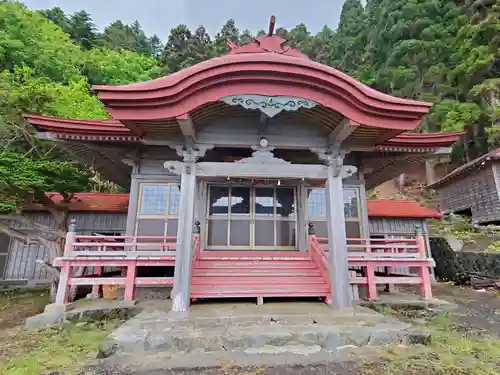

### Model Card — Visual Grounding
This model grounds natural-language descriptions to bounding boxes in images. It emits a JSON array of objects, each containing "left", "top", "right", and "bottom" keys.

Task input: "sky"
[{"left": 22, "top": 0, "right": 345, "bottom": 40}]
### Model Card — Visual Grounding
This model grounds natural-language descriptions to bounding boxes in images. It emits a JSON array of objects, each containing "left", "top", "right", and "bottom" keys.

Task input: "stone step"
[{"left": 98, "top": 308, "right": 427, "bottom": 359}]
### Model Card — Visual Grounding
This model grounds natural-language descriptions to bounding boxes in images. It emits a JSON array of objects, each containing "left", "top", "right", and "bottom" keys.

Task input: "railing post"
[
  {"left": 124, "top": 261, "right": 137, "bottom": 301},
  {"left": 63, "top": 219, "right": 77, "bottom": 255},
  {"left": 193, "top": 220, "right": 201, "bottom": 267},
  {"left": 307, "top": 223, "right": 315, "bottom": 258},
  {"left": 416, "top": 225, "right": 432, "bottom": 299},
  {"left": 51, "top": 219, "right": 77, "bottom": 306}
]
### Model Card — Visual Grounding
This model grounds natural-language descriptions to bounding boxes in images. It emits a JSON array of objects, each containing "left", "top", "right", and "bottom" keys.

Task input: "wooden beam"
[
  {"left": 329, "top": 119, "right": 358, "bottom": 145},
  {"left": 177, "top": 114, "right": 196, "bottom": 142},
  {"left": 166, "top": 161, "right": 357, "bottom": 180},
  {"left": 374, "top": 129, "right": 404, "bottom": 145}
]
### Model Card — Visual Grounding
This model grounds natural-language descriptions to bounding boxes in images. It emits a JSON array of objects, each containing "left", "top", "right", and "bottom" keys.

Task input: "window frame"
[
  {"left": 305, "top": 186, "right": 362, "bottom": 222},
  {"left": 137, "top": 183, "right": 181, "bottom": 219}
]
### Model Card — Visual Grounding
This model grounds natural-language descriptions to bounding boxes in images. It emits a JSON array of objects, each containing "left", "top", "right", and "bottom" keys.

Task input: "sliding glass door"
[{"left": 206, "top": 185, "right": 298, "bottom": 250}]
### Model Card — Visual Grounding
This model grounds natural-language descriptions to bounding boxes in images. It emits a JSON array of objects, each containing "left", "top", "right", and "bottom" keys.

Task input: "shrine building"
[{"left": 25, "top": 18, "right": 462, "bottom": 312}]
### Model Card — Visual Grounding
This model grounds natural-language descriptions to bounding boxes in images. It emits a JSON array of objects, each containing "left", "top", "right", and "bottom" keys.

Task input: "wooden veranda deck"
[{"left": 53, "top": 231, "right": 434, "bottom": 305}]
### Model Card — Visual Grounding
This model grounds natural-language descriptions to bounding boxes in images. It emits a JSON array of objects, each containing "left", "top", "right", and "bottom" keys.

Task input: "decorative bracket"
[
  {"left": 220, "top": 95, "right": 319, "bottom": 118},
  {"left": 310, "top": 147, "right": 356, "bottom": 178},
  {"left": 236, "top": 147, "right": 290, "bottom": 165},
  {"left": 164, "top": 145, "right": 213, "bottom": 175}
]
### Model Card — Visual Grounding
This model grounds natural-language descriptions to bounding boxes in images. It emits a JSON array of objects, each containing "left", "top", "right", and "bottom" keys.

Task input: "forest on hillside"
[
  {"left": 0, "top": 0, "right": 499, "bottom": 207},
  {"left": 0, "top": 0, "right": 497, "bottom": 286}
]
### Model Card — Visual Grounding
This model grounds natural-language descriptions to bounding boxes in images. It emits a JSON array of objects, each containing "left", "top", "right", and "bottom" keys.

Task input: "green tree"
[
  {"left": 149, "top": 34, "right": 163, "bottom": 60},
  {"left": 67, "top": 10, "right": 99, "bottom": 50},
  {"left": 0, "top": 151, "right": 92, "bottom": 299},
  {"left": 329, "top": 0, "right": 366, "bottom": 72},
  {"left": 161, "top": 25, "right": 194, "bottom": 73},
  {"left": 84, "top": 48, "right": 162, "bottom": 85},
  {"left": 38, "top": 6, "right": 70, "bottom": 32},
  {"left": 214, "top": 19, "right": 239, "bottom": 55},
  {"left": 0, "top": 1, "right": 82, "bottom": 82}
]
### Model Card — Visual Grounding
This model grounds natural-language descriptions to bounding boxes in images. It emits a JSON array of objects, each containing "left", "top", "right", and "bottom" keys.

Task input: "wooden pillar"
[
  {"left": 325, "top": 162, "right": 351, "bottom": 309},
  {"left": 171, "top": 153, "right": 197, "bottom": 313},
  {"left": 416, "top": 226, "right": 432, "bottom": 299},
  {"left": 55, "top": 219, "right": 77, "bottom": 305}
]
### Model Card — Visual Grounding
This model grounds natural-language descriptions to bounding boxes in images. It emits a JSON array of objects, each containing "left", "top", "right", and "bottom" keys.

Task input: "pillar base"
[
  {"left": 44, "top": 303, "right": 68, "bottom": 314},
  {"left": 86, "top": 293, "right": 101, "bottom": 301}
]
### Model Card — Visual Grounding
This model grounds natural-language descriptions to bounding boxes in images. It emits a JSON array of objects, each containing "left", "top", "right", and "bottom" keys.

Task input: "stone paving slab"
[{"left": 99, "top": 303, "right": 423, "bottom": 359}]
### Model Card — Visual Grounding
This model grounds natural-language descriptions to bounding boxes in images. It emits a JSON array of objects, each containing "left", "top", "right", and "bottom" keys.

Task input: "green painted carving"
[{"left": 220, "top": 95, "right": 319, "bottom": 118}]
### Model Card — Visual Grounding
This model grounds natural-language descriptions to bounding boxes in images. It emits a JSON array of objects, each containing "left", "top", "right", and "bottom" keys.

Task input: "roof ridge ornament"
[{"left": 226, "top": 15, "right": 308, "bottom": 58}]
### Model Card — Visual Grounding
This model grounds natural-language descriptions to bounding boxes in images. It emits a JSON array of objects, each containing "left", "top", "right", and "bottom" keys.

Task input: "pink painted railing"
[
  {"left": 310, "top": 232, "right": 433, "bottom": 301},
  {"left": 67, "top": 235, "right": 177, "bottom": 254},
  {"left": 53, "top": 234, "right": 178, "bottom": 304},
  {"left": 191, "top": 233, "right": 201, "bottom": 275},
  {"left": 307, "top": 235, "right": 332, "bottom": 302}
]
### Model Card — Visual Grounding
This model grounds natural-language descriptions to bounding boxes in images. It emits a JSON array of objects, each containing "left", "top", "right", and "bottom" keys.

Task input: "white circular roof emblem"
[{"left": 259, "top": 137, "right": 268, "bottom": 148}]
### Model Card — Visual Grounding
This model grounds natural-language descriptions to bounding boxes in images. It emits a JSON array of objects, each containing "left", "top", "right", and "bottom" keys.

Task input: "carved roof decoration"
[{"left": 227, "top": 16, "right": 308, "bottom": 59}]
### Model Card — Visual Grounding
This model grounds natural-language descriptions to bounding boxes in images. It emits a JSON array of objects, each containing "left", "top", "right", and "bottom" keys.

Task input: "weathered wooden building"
[
  {"left": 0, "top": 195, "right": 439, "bottom": 285},
  {"left": 23, "top": 19, "right": 460, "bottom": 312},
  {"left": 429, "top": 148, "right": 500, "bottom": 225}
]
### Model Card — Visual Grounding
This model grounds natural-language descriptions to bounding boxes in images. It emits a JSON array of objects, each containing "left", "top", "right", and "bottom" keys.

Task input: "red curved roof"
[
  {"left": 91, "top": 35, "right": 432, "bottom": 130},
  {"left": 381, "top": 131, "right": 464, "bottom": 148},
  {"left": 26, "top": 114, "right": 131, "bottom": 136},
  {"left": 24, "top": 193, "right": 440, "bottom": 219},
  {"left": 24, "top": 113, "right": 461, "bottom": 149}
]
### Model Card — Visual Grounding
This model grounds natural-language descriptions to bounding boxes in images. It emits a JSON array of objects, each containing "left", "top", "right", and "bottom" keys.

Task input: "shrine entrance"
[{"left": 206, "top": 185, "right": 298, "bottom": 250}]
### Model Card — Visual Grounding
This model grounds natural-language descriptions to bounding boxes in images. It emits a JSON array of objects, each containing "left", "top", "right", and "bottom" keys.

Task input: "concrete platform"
[{"left": 98, "top": 301, "right": 428, "bottom": 362}]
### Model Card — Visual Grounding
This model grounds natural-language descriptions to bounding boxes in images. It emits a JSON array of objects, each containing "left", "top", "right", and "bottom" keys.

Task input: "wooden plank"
[
  {"left": 191, "top": 276, "right": 326, "bottom": 285},
  {"left": 69, "top": 277, "right": 126, "bottom": 286},
  {"left": 375, "top": 277, "right": 422, "bottom": 285},
  {"left": 0, "top": 279, "right": 28, "bottom": 286},
  {"left": 191, "top": 291, "right": 329, "bottom": 298},
  {"left": 53, "top": 259, "right": 175, "bottom": 267},
  {"left": 195, "top": 262, "right": 315, "bottom": 269},
  {"left": 193, "top": 271, "right": 321, "bottom": 277},
  {"left": 200, "top": 251, "right": 309, "bottom": 259},
  {"left": 135, "top": 277, "right": 174, "bottom": 285}
]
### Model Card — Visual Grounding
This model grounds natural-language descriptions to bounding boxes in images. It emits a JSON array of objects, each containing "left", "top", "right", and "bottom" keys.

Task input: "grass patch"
[
  {"left": 0, "top": 287, "right": 50, "bottom": 329},
  {"left": 0, "top": 320, "right": 119, "bottom": 375},
  {"left": 0, "top": 287, "right": 121, "bottom": 375},
  {"left": 363, "top": 311, "right": 500, "bottom": 375}
]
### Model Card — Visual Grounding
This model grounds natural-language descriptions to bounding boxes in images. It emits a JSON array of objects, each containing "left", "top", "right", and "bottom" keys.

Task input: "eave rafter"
[
  {"left": 329, "top": 119, "right": 358, "bottom": 145},
  {"left": 177, "top": 114, "right": 196, "bottom": 144}
]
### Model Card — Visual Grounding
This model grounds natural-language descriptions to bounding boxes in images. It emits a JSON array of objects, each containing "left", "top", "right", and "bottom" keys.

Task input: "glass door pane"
[
  {"left": 276, "top": 188, "right": 297, "bottom": 247},
  {"left": 253, "top": 188, "right": 274, "bottom": 247},
  {"left": 207, "top": 186, "right": 229, "bottom": 247},
  {"left": 230, "top": 187, "right": 251, "bottom": 247}
]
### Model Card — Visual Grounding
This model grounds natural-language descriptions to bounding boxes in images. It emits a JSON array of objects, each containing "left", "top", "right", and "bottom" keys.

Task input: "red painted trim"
[
  {"left": 24, "top": 114, "right": 134, "bottom": 136},
  {"left": 93, "top": 53, "right": 430, "bottom": 108}
]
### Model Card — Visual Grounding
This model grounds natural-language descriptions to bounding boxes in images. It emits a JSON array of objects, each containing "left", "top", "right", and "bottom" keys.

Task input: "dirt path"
[{"left": 432, "top": 283, "right": 500, "bottom": 335}]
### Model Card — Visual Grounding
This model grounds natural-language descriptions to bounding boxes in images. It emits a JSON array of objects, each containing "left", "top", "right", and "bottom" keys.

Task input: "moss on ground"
[
  {"left": 363, "top": 309, "right": 500, "bottom": 375},
  {"left": 0, "top": 287, "right": 120, "bottom": 375}
]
